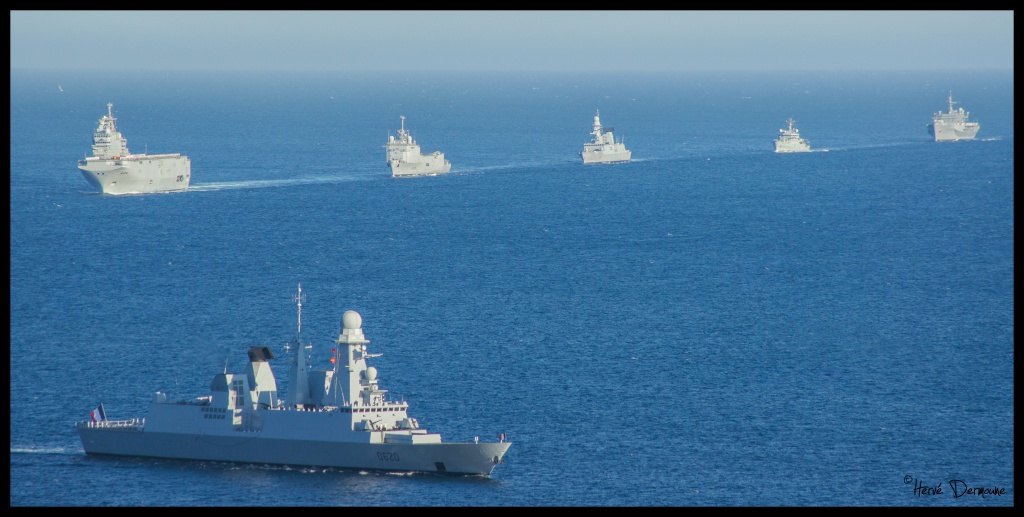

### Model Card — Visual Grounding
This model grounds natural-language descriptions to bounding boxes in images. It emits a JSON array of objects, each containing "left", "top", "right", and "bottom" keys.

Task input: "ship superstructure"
[
  {"left": 76, "top": 285, "right": 510, "bottom": 476},
  {"left": 385, "top": 116, "right": 452, "bottom": 177},
  {"left": 773, "top": 118, "right": 812, "bottom": 153},
  {"left": 77, "top": 103, "right": 191, "bottom": 194},
  {"left": 928, "top": 91, "right": 980, "bottom": 142},
  {"left": 581, "top": 110, "right": 631, "bottom": 164}
]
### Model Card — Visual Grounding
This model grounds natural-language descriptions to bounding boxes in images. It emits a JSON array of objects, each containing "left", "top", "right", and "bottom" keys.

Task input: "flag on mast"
[{"left": 90, "top": 403, "right": 107, "bottom": 423}]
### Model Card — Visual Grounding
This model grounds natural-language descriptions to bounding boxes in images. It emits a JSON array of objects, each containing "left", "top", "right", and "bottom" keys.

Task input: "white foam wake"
[{"left": 188, "top": 175, "right": 363, "bottom": 192}]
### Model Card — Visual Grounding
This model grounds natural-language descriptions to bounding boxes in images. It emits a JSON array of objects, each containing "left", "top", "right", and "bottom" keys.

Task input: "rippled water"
[{"left": 10, "top": 69, "right": 1014, "bottom": 506}]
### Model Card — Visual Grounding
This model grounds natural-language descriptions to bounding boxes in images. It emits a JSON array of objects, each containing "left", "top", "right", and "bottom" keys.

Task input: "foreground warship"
[
  {"left": 385, "top": 115, "right": 452, "bottom": 177},
  {"left": 77, "top": 103, "right": 191, "bottom": 194},
  {"left": 928, "top": 91, "right": 980, "bottom": 142},
  {"left": 581, "top": 110, "right": 631, "bottom": 164},
  {"left": 76, "top": 285, "right": 510, "bottom": 476}
]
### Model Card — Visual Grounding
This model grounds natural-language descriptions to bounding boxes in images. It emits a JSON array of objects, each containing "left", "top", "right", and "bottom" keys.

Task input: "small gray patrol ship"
[
  {"left": 773, "top": 118, "right": 811, "bottom": 153},
  {"left": 77, "top": 103, "right": 191, "bottom": 194},
  {"left": 928, "top": 91, "right": 980, "bottom": 142},
  {"left": 581, "top": 110, "right": 631, "bottom": 164},
  {"left": 76, "top": 285, "right": 511, "bottom": 476},
  {"left": 385, "top": 115, "right": 452, "bottom": 177}
]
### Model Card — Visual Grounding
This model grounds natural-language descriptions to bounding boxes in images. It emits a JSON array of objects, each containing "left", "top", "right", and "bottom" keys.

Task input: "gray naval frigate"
[
  {"left": 581, "top": 110, "right": 631, "bottom": 164},
  {"left": 76, "top": 285, "right": 511, "bottom": 476},
  {"left": 773, "top": 118, "right": 812, "bottom": 153},
  {"left": 385, "top": 115, "right": 452, "bottom": 177},
  {"left": 77, "top": 103, "right": 191, "bottom": 194},
  {"left": 928, "top": 91, "right": 980, "bottom": 142}
]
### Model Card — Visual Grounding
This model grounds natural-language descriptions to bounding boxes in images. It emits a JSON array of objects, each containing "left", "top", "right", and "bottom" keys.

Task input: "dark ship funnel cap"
[{"left": 247, "top": 346, "right": 275, "bottom": 362}]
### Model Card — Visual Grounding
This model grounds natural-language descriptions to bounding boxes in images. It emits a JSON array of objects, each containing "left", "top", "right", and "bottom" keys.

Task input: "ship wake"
[{"left": 189, "top": 176, "right": 362, "bottom": 192}]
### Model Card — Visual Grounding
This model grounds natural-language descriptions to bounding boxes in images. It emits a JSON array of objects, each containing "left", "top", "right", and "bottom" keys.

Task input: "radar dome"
[
  {"left": 343, "top": 310, "right": 362, "bottom": 330},
  {"left": 365, "top": 367, "right": 377, "bottom": 381}
]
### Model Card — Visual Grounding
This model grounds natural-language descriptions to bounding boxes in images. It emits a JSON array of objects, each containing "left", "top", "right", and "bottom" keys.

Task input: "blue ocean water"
[{"left": 9, "top": 69, "right": 1014, "bottom": 507}]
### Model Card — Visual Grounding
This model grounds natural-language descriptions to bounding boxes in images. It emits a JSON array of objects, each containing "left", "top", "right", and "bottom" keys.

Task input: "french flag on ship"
[{"left": 90, "top": 403, "right": 106, "bottom": 423}]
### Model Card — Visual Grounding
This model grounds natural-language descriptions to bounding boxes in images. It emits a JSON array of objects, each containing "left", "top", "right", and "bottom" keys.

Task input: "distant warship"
[
  {"left": 581, "top": 110, "right": 631, "bottom": 164},
  {"left": 77, "top": 103, "right": 191, "bottom": 194},
  {"left": 773, "top": 118, "right": 811, "bottom": 153},
  {"left": 386, "top": 116, "right": 452, "bottom": 177},
  {"left": 76, "top": 285, "right": 510, "bottom": 475},
  {"left": 928, "top": 91, "right": 980, "bottom": 142}
]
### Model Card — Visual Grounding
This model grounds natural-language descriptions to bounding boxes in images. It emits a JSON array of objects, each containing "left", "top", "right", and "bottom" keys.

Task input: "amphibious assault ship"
[{"left": 77, "top": 103, "right": 191, "bottom": 194}]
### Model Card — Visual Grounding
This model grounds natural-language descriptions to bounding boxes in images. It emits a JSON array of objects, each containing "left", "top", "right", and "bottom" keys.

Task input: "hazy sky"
[{"left": 10, "top": 10, "right": 1014, "bottom": 72}]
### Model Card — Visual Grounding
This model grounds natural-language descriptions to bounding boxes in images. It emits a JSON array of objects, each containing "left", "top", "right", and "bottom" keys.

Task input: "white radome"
[{"left": 343, "top": 310, "right": 362, "bottom": 329}]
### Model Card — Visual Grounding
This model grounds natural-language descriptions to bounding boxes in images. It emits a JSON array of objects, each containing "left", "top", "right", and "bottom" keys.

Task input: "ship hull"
[
  {"left": 582, "top": 150, "right": 631, "bottom": 164},
  {"left": 77, "top": 425, "right": 509, "bottom": 475},
  {"left": 77, "top": 155, "right": 191, "bottom": 195},
  {"left": 928, "top": 122, "right": 980, "bottom": 142},
  {"left": 390, "top": 159, "right": 452, "bottom": 177},
  {"left": 774, "top": 142, "right": 811, "bottom": 153}
]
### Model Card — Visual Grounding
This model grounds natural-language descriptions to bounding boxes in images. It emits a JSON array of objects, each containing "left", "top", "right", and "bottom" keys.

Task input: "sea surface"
[{"left": 9, "top": 69, "right": 1014, "bottom": 506}]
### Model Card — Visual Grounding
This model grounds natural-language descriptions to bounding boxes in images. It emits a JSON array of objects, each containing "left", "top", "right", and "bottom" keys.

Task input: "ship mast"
[
  {"left": 293, "top": 283, "right": 305, "bottom": 338},
  {"left": 105, "top": 103, "right": 117, "bottom": 133},
  {"left": 285, "top": 283, "right": 311, "bottom": 407}
]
